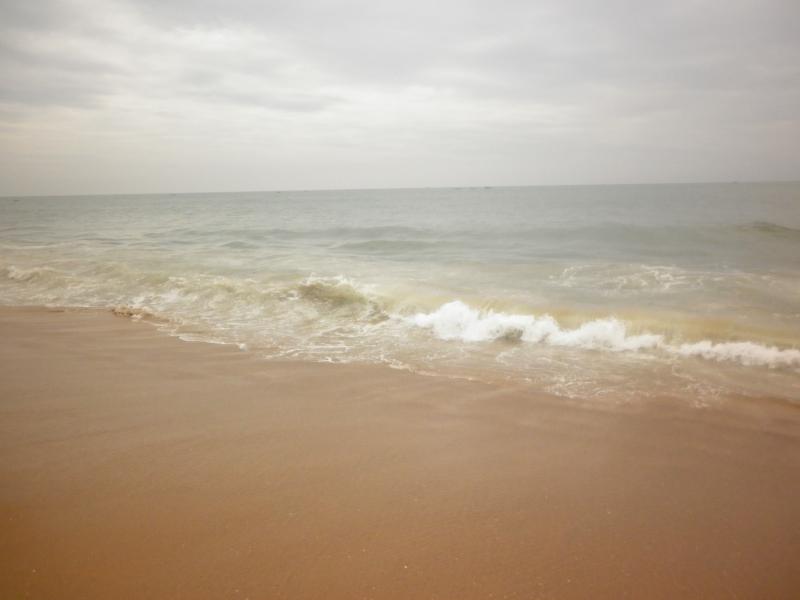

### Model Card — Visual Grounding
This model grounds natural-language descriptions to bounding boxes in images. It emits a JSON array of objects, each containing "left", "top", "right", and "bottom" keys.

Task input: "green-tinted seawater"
[{"left": 2, "top": 182, "right": 799, "bottom": 403}]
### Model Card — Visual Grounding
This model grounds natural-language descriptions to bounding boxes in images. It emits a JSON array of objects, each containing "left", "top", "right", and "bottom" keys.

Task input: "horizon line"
[{"left": 2, "top": 178, "right": 798, "bottom": 200}]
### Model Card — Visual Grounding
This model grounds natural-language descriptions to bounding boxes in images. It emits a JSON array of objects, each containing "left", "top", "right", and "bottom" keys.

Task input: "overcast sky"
[{"left": 1, "top": 0, "right": 798, "bottom": 195}]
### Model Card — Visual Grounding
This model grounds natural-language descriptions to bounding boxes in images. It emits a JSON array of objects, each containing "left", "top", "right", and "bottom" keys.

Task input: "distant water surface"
[{"left": 2, "top": 182, "right": 799, "bottom": 404}]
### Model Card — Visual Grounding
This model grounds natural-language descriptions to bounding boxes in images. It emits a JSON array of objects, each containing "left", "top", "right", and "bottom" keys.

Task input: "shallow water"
[{"left": 2, "top": 182, "right": 799, "bottom": 404}]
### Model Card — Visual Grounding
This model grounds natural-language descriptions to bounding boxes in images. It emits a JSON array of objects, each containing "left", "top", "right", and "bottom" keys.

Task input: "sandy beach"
[
  {"left": 1, "top": 306, "right": 799, "bottom": 599},
  {"left": 4, "top": 0, "right": 799, "bottom": 595}
]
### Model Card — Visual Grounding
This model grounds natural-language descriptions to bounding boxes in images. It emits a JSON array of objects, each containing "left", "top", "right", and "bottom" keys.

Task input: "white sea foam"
[
  {"left": 411, "top": 301, "right": 663, "bottom": 350},
  {"left": 410, "top": 301, "right": 800, "bottom": 368},
  {"left": 670, "top": 340, "right": 800, "bottom": 367}
]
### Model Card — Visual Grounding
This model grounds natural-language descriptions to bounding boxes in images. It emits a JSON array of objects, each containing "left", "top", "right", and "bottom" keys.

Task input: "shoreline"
[{"left": 1, "top": 306, "right": 799, "bottom": 598}]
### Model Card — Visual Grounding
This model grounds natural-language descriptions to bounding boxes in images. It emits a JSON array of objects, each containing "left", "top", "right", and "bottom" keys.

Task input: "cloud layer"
[{"left": 1, "top": 0, "right": 799, "bottom": 195}]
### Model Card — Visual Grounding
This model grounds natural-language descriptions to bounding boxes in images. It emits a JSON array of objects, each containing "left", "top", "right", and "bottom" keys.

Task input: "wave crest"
[
  {"left": 3, "top": 265, "right": 60, "bottom": 282},
  {"left": 295, "top": 276, "right": 371, "bottom": 307},
  {"left": 288, "top": 276, "right": 389, "bottom": 322},
  {"left": 674, "top": 340, "right": 800, "bottom": 367},
  {"left": 739, "top": 221, "right": 800, "bottom": 239},
  {"left": 410, "top": 301, "right": 799, "bottom": 368},
  {"left": 411, "top": 301, "right": 662, "bottom": 350}
]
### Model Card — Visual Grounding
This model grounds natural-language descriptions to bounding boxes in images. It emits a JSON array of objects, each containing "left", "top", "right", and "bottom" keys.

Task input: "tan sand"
[{"left": 1, "top": 306, "right": 799, "bottom": 599}]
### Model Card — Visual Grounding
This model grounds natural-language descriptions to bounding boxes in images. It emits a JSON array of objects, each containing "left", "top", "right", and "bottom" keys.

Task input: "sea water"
[{"left": 2, "top": 183, "right": 799, "bottom": 404}]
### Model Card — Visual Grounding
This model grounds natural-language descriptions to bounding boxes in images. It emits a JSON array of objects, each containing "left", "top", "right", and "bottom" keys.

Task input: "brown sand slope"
[{"left": 1, "top": 307, "right": 799, "bottom": 599}]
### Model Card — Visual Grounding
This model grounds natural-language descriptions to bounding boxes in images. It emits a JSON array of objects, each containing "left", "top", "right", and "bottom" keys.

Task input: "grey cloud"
[
  {"left": 0, "top": 0, "right": 798, "bottom": 195},
  {"left": 0, "top": 3, "right": 334, "bottom": 115}
]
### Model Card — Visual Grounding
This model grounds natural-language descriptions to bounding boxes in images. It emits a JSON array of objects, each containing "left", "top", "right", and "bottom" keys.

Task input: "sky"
[{"left": 1, "top": 0, "right": 799, "bottom": 196}]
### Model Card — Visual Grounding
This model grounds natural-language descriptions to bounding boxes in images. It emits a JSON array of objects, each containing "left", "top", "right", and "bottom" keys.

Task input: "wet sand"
[{"left": 1, "top": 306, "right": 799, "bottom": 599}]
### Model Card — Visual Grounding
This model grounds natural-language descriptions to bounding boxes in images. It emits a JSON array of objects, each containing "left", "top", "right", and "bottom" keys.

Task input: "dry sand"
[{"left": 1, "top": 306, "right": 799, "bottom": 599}]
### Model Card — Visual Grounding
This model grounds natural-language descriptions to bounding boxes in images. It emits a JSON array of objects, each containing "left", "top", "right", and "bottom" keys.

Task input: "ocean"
[{"left": 2, "top": 182, "right": 799, "bottom": 404}]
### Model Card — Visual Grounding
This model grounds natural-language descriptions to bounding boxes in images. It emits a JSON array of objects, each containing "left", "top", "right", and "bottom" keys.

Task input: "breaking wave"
[
  {"left": 3, "top": 265, "right": 61, "bottom": 283},
  {"left": 671, "top": 340, "right": 800, "bottom": 367},
  {"left": 2, "top": 260, "right": 799, "bottom": 373},
  {"left": 410, "top": 301, "right": 800, "bottom": 368}
]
